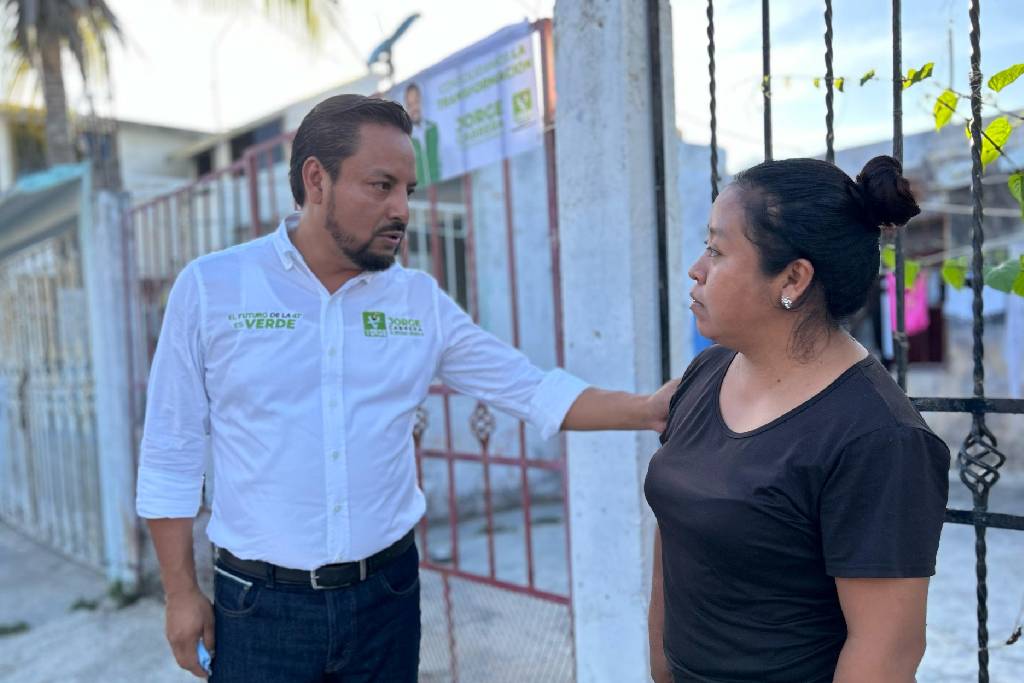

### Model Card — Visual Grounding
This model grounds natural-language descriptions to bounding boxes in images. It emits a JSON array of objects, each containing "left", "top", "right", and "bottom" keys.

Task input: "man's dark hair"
[{"left": 289, "top": 94, "right": 412, "bottom": 206}]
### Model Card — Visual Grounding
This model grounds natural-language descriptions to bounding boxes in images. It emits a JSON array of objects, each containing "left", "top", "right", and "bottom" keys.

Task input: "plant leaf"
[
  {"left": 1009, "top": 172, "right": 1024, "bottom": 219},
  {"left": 860, "top": 69, "right": 875, "bottom": 86},
  {"left": 881, "top": 245, "right": 896, "bottom": 270},
  {"left": 835, "top": 77, "right": 845, "bottom": 92},
  {"left": 1015, "top": 256, "right": 1024, "bottom": 298},
  {"left": 904, "top": 260, "right": 921, "bottom": 289},
  {"left": 941, "top": 257, "right": 968, "bottom": 290},
  {"left": 980, "top": 117, "right": 1012, "bottom": 168},
  {"left": 984, "top": 257, "right": 1022, "bottom": 293},
  {"left": 933, "top": 89, "right": 958, "bottom": 130},
  {"left": 813, "top": 77, "right": 821, "bottom": 89},
  {"left": 988, "top": 64, "right": 1024, "bottom": 92},
  {"left": 903, "top": 62, "right": 934, "bottom": 90}
]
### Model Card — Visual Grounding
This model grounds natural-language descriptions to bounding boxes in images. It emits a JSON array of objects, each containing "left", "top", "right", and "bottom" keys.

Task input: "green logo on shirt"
[
  {"left": 363, "top": 311, "right": 388, "bottom": 337},
  {"left": 229, "top": 312, "right": 303, "bottom": 330},
  {"left": 362, "top": 311, "right": 423, "bottom": 337}
]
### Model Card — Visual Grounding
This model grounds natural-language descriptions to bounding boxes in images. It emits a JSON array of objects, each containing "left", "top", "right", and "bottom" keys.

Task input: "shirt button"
[{"left": 331, "top": 451, "right": 340, "bottom": 461}]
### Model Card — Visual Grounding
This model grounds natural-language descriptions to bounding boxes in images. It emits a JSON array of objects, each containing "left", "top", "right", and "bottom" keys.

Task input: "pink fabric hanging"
[{"left": 886, "top": 272, "right": 929, "bottom": 336}]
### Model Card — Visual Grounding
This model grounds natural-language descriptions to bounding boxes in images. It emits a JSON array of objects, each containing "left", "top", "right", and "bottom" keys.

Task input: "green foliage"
[
  {"left": 880, "top": 245, "right": 921, "bottom": 289},
  {"left": 859, "top": 69, "right": 875, "bottom": 86},
  {"left": 941, "top": 257, "right": 968, "bottom": 290},
  {"left": 980, "top": 117, "right": 1013, "bottom": 168},
  {"left": 107, "top": 581, "right": 142, "bottom": 609},
  {"left": 835, "top": 77, "right": 845, "bottom": 92},
  {"left": 933, "top": 89, "right": 957, "bottom": 130},
  {"left": 987, "top": 63, "right": 1024, "bottom": 92},
  {"left": 69, "top": 598, "right": 100, "bottom": 612},
  {"left": 983, "top": 257, "right": 1024, "bottom": 297},
  {"left": 1009, "top": 172, "right": 1024, "bottom": 219},
  {"left": 0, "top": 622, "right": 30, "bottom": 638},
  {"left": 902, "top": 62, "right": 934, "bottom": 89}
]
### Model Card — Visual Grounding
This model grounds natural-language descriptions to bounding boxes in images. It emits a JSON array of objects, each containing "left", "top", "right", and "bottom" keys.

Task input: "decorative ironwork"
[
  {"left": 413, "top": 405, "right": 429, "bottom": 448},
  {"left": 823, "top": 0, "right": 835, "bottom": 163},
  {"left": 707, "top": 0, "right": 719, "bottom": 201},
  {"left": 469, "top": 402, "right": 496, "bottom": 448}
]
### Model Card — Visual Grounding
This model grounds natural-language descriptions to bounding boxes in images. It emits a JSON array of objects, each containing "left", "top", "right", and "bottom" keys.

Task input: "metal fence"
[
  {"left": 703, "top": 2, "right": 1023, "bottom": 681},
  {"left": 0, "top": 229, "right": 104, "bottom": 571}
]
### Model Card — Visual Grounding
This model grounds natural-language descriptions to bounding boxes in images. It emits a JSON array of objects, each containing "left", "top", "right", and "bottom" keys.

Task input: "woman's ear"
[{"left": 780, "top": 258, "right": 815, "bottom": 304}]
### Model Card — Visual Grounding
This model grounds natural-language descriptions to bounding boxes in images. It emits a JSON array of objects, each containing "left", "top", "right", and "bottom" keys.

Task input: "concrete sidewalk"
[{"left": 1, "top": 479, "right": 1023, "bottom": 682}]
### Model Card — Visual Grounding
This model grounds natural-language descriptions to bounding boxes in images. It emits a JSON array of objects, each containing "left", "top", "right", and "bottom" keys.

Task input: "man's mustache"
[{"left": 376, "top": 223, "right": 407, "bottom": 236}]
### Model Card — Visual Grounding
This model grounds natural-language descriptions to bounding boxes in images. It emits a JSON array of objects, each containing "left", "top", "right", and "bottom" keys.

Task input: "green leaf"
[
  {"left": 879, "top": 246, "right": 920, "bottom": 288},
  {"left": 987, "top": 64, "right": 1024, "bottom": 93},
  {"left": 813, "top": 77, "right": 821, "bottom": 89},
  {"left": 1009, "top": 172, "right": 1024, "bottom": 219},
  {"left": 903, "top": 62, "right": 934, "bottom": 89},
  {"left": 933, "top": 89, "right": 958, "bottom": 130},
  {"left": 980, "top": 117, "right": 1012, "bottom": 168},
  {"left": 905, "top": 260, "right": 921, "bottom": 289},
  {"left": 1015, "top": 257, "right": 1024, "bottom": 298},
  {"left": 881, "top": 245, "right": 896, "bottom": 270},
  {"left": 835, "top": 77, "right": 845, "bottom": 92},
  {"left": 984, "top": 257, "right": 1022, "bottom": 293},
  {"left": 860, "top": 69, "right": 875, "bottom": 86},
  {"left": 941, "top": 257, "right": 968, "bottom": 290}
]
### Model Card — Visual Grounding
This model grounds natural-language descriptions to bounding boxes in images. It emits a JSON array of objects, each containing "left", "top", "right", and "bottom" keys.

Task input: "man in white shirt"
[{"left": 137, "top": 94, "right": 675, "bottom": 682}]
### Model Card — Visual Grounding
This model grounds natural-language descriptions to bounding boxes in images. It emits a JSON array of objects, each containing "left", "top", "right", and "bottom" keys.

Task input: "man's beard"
[{"left": 324, "top": 198, "right": 402, "bottom": 272}]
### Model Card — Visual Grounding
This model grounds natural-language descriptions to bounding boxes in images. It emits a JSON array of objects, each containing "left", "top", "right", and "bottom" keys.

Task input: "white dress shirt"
[{"left": 136, "top": 214, "right": 588, "bottom": 570}]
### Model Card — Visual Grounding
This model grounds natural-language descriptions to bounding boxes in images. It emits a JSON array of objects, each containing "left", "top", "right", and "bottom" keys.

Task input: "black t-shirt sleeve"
[
  {"left": 659, "top": 346, "right": 730, "bottom": 445},
  {"left": 820, "top": 425, "right": 950, "bottom": 578}
]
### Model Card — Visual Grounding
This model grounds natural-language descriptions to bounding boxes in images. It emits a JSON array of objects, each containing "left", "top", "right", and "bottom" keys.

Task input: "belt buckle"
[{"left": 309, "top": 560, "right": 368, "bottom": 590}]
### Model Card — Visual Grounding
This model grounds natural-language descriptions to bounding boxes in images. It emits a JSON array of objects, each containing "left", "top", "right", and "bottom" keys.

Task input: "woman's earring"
[{"left": 781, "top": 295, "right": 793, "bottom": 310}]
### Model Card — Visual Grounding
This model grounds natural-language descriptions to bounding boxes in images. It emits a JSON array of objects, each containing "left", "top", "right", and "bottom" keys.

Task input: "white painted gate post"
[
  {"left": 81, "top": 188, "right": 141, "bottom": 588},
  {"left": 554, "top": 0, "right": 681, "bottom": 680}
]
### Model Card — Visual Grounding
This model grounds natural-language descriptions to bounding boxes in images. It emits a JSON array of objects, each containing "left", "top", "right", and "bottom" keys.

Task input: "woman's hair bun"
[{"left": 854, "top": 155, "right": 921, "bottom": 229}]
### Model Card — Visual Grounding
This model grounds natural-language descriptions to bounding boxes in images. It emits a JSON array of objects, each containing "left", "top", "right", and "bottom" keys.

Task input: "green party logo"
[
  {"left": 362, "top": 311, "right": 424, "bottom": 338},
  {"left": 512, "top": 88, "right": 534, "bottom": 125},
  {"left": 362, "top": 311, "right": 388, "bottom": 337}
]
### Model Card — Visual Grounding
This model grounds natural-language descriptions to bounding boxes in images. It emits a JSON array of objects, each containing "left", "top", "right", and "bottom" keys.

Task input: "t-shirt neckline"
[{"left": 714, "top": 350, "right": 875, "bottom": 439}]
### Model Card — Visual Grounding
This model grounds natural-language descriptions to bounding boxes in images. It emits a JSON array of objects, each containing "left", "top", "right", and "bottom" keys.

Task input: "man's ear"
[{"left": 302, "top": 157, "right": 327, "bottom": 206}]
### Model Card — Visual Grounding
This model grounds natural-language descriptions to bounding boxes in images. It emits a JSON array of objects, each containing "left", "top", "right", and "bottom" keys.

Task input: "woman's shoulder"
[{"left": 821, "top": 354, "right": 945, "bottom": 454}]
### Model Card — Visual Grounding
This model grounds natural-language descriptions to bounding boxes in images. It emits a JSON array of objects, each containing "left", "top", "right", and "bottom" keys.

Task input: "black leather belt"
[{"left": 217, "top": 530, "right": 415, "bottom": 590}]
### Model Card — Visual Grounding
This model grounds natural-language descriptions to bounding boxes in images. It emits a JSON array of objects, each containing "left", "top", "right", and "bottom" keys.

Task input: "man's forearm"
[
  {"left": 147, "top": 517, "right": 201, "bottom": 598},
  {"left": 561, "top": 387, "right": 658, "bottom": 432}
]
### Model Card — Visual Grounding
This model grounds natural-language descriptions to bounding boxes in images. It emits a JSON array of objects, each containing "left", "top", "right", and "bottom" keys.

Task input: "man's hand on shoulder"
[
  {"left": 165, "top": 587, "right": 214, "bottom": 678},
  {"left": 645, "top": 377, "right": 681, "bottom": 434}
]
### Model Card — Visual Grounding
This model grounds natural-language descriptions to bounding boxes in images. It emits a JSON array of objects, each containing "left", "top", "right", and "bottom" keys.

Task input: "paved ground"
[{"left": 1, "top": 478, "right": 1022, "bottom": 682}]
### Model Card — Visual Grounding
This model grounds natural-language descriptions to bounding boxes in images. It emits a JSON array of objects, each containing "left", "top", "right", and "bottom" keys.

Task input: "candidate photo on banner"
[{"left": 389, "top": 22, "right": 544, "bottom": 187}]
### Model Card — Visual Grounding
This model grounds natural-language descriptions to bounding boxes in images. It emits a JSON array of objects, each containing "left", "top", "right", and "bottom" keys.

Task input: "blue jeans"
[{"left": 209, "top": 543, "right": 421, "bottom": 683}]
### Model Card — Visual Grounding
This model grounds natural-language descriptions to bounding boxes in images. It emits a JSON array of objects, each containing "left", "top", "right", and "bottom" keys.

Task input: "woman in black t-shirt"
[{"left": 645, "top": 156, "right": 950, "bottom": 683}]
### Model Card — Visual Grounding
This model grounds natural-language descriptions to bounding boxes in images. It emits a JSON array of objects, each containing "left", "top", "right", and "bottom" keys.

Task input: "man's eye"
[{"left": 374, "top": 182, "right": 391, "bottom": 191}]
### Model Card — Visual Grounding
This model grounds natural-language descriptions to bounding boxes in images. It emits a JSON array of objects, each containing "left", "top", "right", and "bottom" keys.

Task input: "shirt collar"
[{"left": 271, "top": 212, "right": 402, "bottom": 285}]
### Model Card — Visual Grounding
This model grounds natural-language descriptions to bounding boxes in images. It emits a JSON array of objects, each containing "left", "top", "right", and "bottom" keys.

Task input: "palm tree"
[{"left": 4, "top": 0, "right": 122, "bottom": 167}]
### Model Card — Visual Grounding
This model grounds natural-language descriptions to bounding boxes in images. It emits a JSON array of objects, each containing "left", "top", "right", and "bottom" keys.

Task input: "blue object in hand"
[{"left": 197, "top": 639, "right": 213, "bottom": 675}]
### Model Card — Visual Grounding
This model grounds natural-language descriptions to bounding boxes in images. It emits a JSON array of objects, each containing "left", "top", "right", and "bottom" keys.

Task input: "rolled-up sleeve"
[
  {"left": 135, "top": 263, "right": 209, "bottom": 518},
  {"left": 434, "top": 287, "right": 588, "bottom": 440}
]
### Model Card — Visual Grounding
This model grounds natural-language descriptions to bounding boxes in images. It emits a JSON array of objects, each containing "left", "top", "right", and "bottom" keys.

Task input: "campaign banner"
[{"left": 388, "top": 22, "right": 543, "bottom": 186}]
